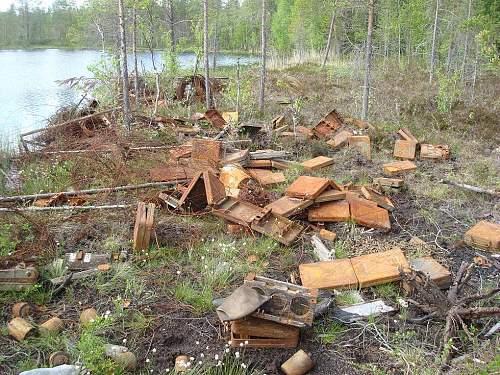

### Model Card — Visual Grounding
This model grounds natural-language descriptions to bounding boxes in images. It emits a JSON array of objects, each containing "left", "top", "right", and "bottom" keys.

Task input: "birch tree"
[
  {"left": 258, "top": 0, "right": 267, "bottom": 114},
  {"left": 118, "top": 0, "right": 131, "bottom": 130},
  {"left": 429, "top": 0, "right": 440, "bottom": 83},
  {"left": 203, "top": 0, "right": 211, "bottom": 108},
  {"left": 322, "top": 9, "right": 336, "bottom": 68},
  {"left": 361, "top": 0, "right": 374, "bottom": 120}
]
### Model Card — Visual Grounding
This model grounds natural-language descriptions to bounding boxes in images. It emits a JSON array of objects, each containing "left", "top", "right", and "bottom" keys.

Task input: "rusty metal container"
[
  {"left": 39, "top": 316, "right": 64, "bottom": 335},
  {"left": 49, "top": 351, "right": 70, "bottom": 367},
  {"left": 12, "top": 302, "right": 31, "bottom": 318},
  {"left": 281, "top": 349, "right": 314, "bottom": 375},
  {"left": 79, "top": 308, "right": 98, "bottom": 324},
  {"left": 8, "top": 317, "right": 36, "bottom": 341}
]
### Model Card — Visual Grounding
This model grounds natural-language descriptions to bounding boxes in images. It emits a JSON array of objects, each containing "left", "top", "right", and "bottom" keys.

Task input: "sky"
[{"left": 0, "top": 0, "right": 86, "bottom": 12}]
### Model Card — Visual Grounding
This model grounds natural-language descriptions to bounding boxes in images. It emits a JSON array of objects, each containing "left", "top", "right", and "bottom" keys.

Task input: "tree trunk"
[
  {"left": 165, "top": 0, "right": 175, "bottom": 51},
  {"left": 258, "top": 0, "right": 267, "bottom": 114},
  {"left": 322, "top": 10, "right": 336, "bottom": 68},
  {"left": 213, "top": 3, "right": 219, "bottom": 69},
  {"left": 203, "top": 0, "right": 211, "bottom": 108},
  {"left": 118, "top": 0, "right": 131, "bottom": 130},
  {"left": 132, "top": 4, "right": 140, "bottom": 105},
  {"left": 461, "top": 0, "right": 472, "bottom": 82},
  {"left": 429, "top": 0, "right": 440, "bottom": 83},
  {"left": 361, "top": 0, "right": 374, "bottom": 120},
  {"left": 236, "top": 58, "right": 241, "bottom": 116},
  {"left": 446, "top": 38, "right": 454, "bottom": 76}
]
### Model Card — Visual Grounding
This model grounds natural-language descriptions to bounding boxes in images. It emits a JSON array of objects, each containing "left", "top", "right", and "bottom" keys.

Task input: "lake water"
[{"left": 0, "top": 49, "right": 258, "bottom": 146}]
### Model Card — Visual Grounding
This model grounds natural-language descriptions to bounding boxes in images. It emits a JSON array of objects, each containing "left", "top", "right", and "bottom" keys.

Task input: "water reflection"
[{"left": 0, "top": 49, "right": 258, "bottom": 144}]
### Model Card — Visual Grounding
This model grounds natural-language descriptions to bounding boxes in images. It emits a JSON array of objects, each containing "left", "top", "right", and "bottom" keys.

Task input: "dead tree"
[
  {"left": 118, "top": 0, "right": 131, "bottom": 130},
  {"left": 258, "top": 0, "right": 267, "bottom": 114},
  {"left": 203, "top": 0, "right": 211, "bottom": 109},
  {"left": 322, "top": 9, "right": 336, "bottom": 68},
  {"left": 361, "top": 0, "right": 374, "bottom": 120},
  {"left": 165, "top": 0, "right": 175, "bottom": 51},
  {"left": 429, "top": 0, "right": 440, "bottom": 83},
  {"left": 461, "top": 0, "right": 473, "bottom": 82},
  {"left": 401, "top": 262, "right": 500, "bottom": 366}
]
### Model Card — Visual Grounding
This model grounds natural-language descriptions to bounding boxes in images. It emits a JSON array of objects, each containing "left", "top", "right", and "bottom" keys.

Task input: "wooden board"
[
  {"left": 351, "top": 248, "right": 409, "bottom": 288},
  {"left": 133, "top": 202, "right": 147, "bottom": 251},
  {"left": 299, "top": 259, "right": 358, "bottom": 290},
  {"left": 265, "top": 196, "right": 313, "bottom": 217},
  {"left": 247, "top": 169, "right": 286, "bottom": 186},
  {"left": 464, "top": 221, "right": 500, "bottom": 253},
  {"left": 285, "top": 176, "right": 330, "bottom": 199},
  {"left": 301, "top": 156, "right": 334, "bottom": 171},
  {"left": 382, "top": 160, "right": 417, "bottom": 176},
  {"left": 393, "top": 140, "right": 417, "bottom": 160},
  {"left": 308, "top": 200, "right": 350, "bottom": 222},
  {"left": 350, "top": 198, "right": 391, "bottom": 230},
  {"left": 348, "top": 135, "right": 371, "bottom": 160}
]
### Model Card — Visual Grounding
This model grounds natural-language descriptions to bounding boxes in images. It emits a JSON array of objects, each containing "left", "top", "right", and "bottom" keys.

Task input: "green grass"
[
  {"left": 373, "top": 283, "right": 400, "bottom": 300},
  {"left": 20, "top": 160, "right": 73, "bottom": 195},
  {"left": 315, "top": 321, "right": 346, "bottom": 344},
  {"left": 336, "top": 290, "right": 363, "bottom": 306},
  {"left": 174, "top": 281, "right": 214, "bottom": 314}
]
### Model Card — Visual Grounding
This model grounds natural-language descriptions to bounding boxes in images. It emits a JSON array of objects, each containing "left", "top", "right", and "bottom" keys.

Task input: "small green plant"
[
  {"left": 373, "top": 283, "right": 400, "bottom": 300},
  {"left": 75, "top": 330, "right": 119, "bottom": 374},
  {"left": 436, "top": 72, "right": 462, "bottom": 113},
  {"left": 315, "top": 321, "right": 345, "bottom": 344},
  {"left": 174, "top": 281, "right": 213, "bottom": 314},
  {"left": 0, "top": 223, "right": 19, "bottom": 256}
]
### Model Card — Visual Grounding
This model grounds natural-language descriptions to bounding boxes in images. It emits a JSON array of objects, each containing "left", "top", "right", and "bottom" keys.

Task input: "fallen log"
[
  {"left": 439, "top": 179, "right": 499, "bottom": 197},
  {"left": 0, "top": 205, "right": 130, "bottom": 212},
  {"left": 0, "top": 181, "right": 185, "bottom": 203},
  {"left": 20, "top": 107, "right": 121, "bottom": 138}
]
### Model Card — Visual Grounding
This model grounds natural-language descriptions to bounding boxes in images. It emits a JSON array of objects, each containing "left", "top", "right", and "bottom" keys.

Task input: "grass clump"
[
  {"left": 315, "top": 321, "right": 346, "bottom": 344},
  {"left": 174, "top": 281, "right": 213, "bottom": 314}
]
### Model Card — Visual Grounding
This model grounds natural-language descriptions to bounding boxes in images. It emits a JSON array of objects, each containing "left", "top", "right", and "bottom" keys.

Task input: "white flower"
[
  {"left": 165, "top": 369, "right": 170, "bottom": 372},
  {"left": 206, "top": 346, "right": 210, "bottom": 350},
  {"left": 152, "top": 348, "right": 157, "bottom": 354},
  {"left": 225, "top": 348, "right": 230, "bottom": 353},
  {"left": 122, "top": 338, "right": 127, "bottom": 344},
  {"left": 201, "top": 256, "right": 205, "bottom": 260},
  {"left": 200, "top": 353, "right": 204, "bottom": 358},
  {"left": 176, "top": 270, "right": 181, "bottom": 275},
  {"left": 150, "top": 370, "right": 153, "bottom": 373},
  {"left": 190, "top": 357, "right": 194, "bottom": 361},
  {"left": 216, "top": 361, "right": 222, "bottom": 367},
  {"left": 228, "top": 340, "right": 232, "bottom": 345},
  {"left": 244, "top": 340, "right": 248, "bottom": 345},
  {"left": 198, "top": 361, "right": 202, "bottom": 365},
  {"left": 214, "top": 354, "right": 219, "bottom": 360},
  {"left": 241, "top": 363, "right": 247, "bottom": 369},
  {"left": 239, "top": 343, "right": 244, "bottom": 347},
  {"left": 235, "top": 351, "right": 240, "bottom": 358},
  {"left": 186, "top": 362, "right": 191, "bottom": 367},
  {"left": 146, "top": 358, "right": 150, "bottom": 363},
  {"left": 105, "top": 310, "right": 111, "bottom": 315}
]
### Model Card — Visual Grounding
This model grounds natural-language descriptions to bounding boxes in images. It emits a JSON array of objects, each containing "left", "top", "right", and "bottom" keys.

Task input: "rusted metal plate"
[
  {"left": 244, "top": 275, "right": 318, "bottom": 327},
  {"left": 382, "top": 160, "right": 417, "bottom": 175},
  {"left": 409, "top": 257, "right": 452, "bottom": 288},
  {"left": 204, "top": 109, "right": 227, "bottom": 129},
  {"left": 251, "top": 210, "right": 304, "bottom": 246},
  {"left": 150, "top": 165, "right": 188, "bottom": 182},
  {"left": 350, "top": 198, "right": 391, "bottom": 231},
  {"left": 191, "top": 139, "right": 222, "bottom": 164},
  {"left": 327, "top": 130, "right": 352, "bottom": 148},
  {"left": 398, "top": 128, "right": 418, "bottom": 142},
  {"left": 265, "top": 196, "right": 313, "bottom": 217},
  {"left": 0, "top": 267, "right": 39, "bottom": 291},
  {"left": 212, "top": 197, "right": 266, "bottom": 226},
  {"left": 248, "top": 159, "right": 273, "bottom": 168},
  {"left": 296, "top": 126, "right": 314, "bottom": 138},
  {"left": 285, "top": 176, "right": 330, "bottom": 199},
  {"left": 308, "top": 200, "right": 350, "bottom": 222},
  {"left": 365, "top": 187, "right": 395, "bottom": 211},
  {"left": 221, "top": 150, "right": 250, "bottom": 166},
  {"left": 219, "top": 164, "right": 251, "bottom": 190},
  {"left": 314, "top": 190, "right": 346, "bottom": 203},
  {"left": 246, "top": 169, "right": 285, "bottom": 186},
  {"left": 312, "top": 110, "right": 343, "bottom": 138},
  {"left": 351, "top": 248, "right": 409, "bottom": 288},
  {"left": 348, "top": 135, "right": 371, "bottom": 160},
  {"left": 420, "top": 144, "right": 450, "bottom": 160},
  {"left": 178, "top": 172, "right": 208, "bottom": 212},
  {"left": 393, "top": 140, "right": 417, "bottom": 160},
  {"left": 464, "top": 221, "right": 500, "bottom": 253},
  {"left": 203, "top": 171, "right": 226, "bottom": 205},
  {"left": 299, "top": 259, "right": 358, "bottom": 290},
  {"left": 169, "top": 143, "right": 192, "bottom": 160},
  {"left": 300, "top": 156, "right": 333, "bottom": 171}
]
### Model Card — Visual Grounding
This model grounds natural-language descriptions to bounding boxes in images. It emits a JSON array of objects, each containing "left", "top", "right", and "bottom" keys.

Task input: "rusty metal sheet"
[
  {"left": 265, "top": 196, "right": 313, "bottom": 217},
  {"left": 246, "top": 169, "right": 285, "bottom": 186},
  {"left": 150, "top": 165, "right": 188, "bottom": 182},
  {"left": 219, "top": 164, "right": 251, "bottom": 190},
  {"left": 244, "top": 275, "right": 317, "bottom": 327},
  {"left": 230, "top": 317, "right": 299, "bottom": 348},
  {"left": 300, "top": 156, "right": 333, "bottom": 171},
  {"left": 212, "top": 197, "right": 266, "bottom": 226},
  {"left": 251, "top": 210, "right": 304, "bottom": 246},
  {"left": 420, "top": 144, "right": 450, "bottom": 160},
  {"left": 351, "top": 248, "right": 409, "bottom": 287},
  {"left": 312, "top": 110, "right": 343, "bottom": 138},
  {"left": 204, "top": 109, "right": 227, "bottom": 129},
  {"left": 285, "top": 176, "right": 330, "bottom": 199},
  {"left": 308, "top": 200, "right": 351, "bottom": 222},
  {"left": 203, "top": 171, "right": 226, "bottom": 205},
  {"left": 191, "top": 139, "right": 222, "bottom": 164},
  {"left": 350, "top": 198, "right": 391, "bottom": 231},
  {"left": 299, "top": 259, "right": 358, "bottom": 290},
  {"left": 178, "top": 172, "right": 209, "bottom": 212}
]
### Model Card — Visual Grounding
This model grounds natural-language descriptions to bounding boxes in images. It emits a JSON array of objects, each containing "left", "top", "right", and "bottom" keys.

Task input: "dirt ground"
[{"left": 0, "top": 62, "right": 499, "bottom": 375}]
